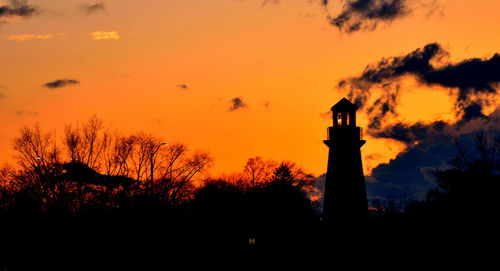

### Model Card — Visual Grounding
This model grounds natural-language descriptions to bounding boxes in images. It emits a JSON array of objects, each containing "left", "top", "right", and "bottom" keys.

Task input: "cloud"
[
  {"left": 43, "top": 79, "right": 80, "bottom": 89},
  {"left": 80, "top": 2, "right": 105, "bottom": 14},
  {"left": 15, "top": 110, "right": 37, "bottom": 117},
  {"left": 257, "top": 0, "right": 441, "bottom": 33},
  {"left": 323, "top": 0, "right": 441, "bottom": 33},
  {"left": 367, "top": 137, "right": 455, "bottom": 200},
  {"left": 0, "top": 0, "right": 37, "bottom": 19},
  {"left": 367, "top": 112, "right": 500, "bottom": 200},
  {"left": 5, "top": 33, "right": 66, "bottom": 42},
  {"left": 371, "top": 120, "right": 448, "bottom": 146},
  {"left": 339, "top": 43, "right": 500, "bottom": 132},
  {"left": 89, "top": 31, "right": 120, "bottom": 40},
  {"left": 0, "top": 92, "right": 5, "bottom": 100},
  {"left": 261, "top": 0, "right": 281, "bottom": 7},
  {"left": 263, "top": 100, "right": 270, "bottom": 109},
  {"left": 229, "top": 97, "right": 247, "bottom": 111},
  {"left": 176, "top": 84, "right": 188, "bottom": 90},
  {"left": 336, "top": 43, "right": 500, "bottom": 200}
]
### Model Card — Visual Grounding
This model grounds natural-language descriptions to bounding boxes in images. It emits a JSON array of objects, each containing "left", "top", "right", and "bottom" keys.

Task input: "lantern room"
[{"left": 331, "top": 97, "right": 358, "bottom": 127}]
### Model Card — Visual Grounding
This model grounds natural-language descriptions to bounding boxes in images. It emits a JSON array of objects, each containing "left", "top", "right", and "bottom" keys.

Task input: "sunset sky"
[{"left": 2, "top": 0, "right": 500, "bottom": 196}]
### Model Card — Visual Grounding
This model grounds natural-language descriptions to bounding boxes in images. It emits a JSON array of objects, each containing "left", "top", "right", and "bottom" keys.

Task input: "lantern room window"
[{"left": 336, "top": 112, "right": 350, "bottom": 126}]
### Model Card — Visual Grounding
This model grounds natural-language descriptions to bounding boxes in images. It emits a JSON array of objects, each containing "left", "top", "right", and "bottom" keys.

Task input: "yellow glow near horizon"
[
  {"left": 5, "top": 33, "right": 67, "bottom": 41},
  {"left": 89, "top": 31, "right": 120, "bottom": 40}
]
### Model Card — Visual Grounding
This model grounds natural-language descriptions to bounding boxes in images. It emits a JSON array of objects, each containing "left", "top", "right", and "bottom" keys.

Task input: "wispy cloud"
[
  {"left": 229, "top": 97, "right": 247, "bottom": 111},
  {"left": 0, "top": 92, "right": 5, "bottom": 100},
  {"left": 80, "top": 2, "right": 106, "bottom": 15},
  {"left": 5, "top": 32, "right": 66, "bottom": 42},
  {"left": 43, "top": 78, "right": 80, "bottom": 89},
  {"left": 89, "top": 31, "right": 120, "bottom": 40}
]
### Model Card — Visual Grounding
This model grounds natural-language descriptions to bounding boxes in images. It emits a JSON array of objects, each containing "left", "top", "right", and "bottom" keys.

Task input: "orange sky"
[{"left": 1, "top": 0, "right": 500, "bottom": 177}]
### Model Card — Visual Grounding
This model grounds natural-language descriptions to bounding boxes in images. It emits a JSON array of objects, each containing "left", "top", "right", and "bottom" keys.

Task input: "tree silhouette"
[
  {"left": 271, "top": 162, "right": 294, "bottom": 184},
  {"left": 2, "top": 116, "right": 213, "bottom": 213},
  {"left": 243, "top": 156, "right": 277, "bottom": 188}
]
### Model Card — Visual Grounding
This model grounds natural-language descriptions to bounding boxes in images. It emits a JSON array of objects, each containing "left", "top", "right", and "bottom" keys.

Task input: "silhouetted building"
[{"left": 322, "top": 98, "right": 368, "bottom": 222}]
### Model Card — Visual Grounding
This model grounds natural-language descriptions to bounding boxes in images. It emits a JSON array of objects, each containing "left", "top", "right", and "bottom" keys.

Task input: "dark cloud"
[
  {"left": 365, "top": 102, "right": 500, "bottom": 200},
  {"left": 324, "top": 0, "right": 410, "bottom": 33},
  {"left": 323, "top": 0, "right": 441, "bottom": 34},
  {"left": 80, "top": 2, "right": 106, "bottom": 15},
  {"left": 368, "top": 117, "right": 500, "bottom": 200},
  {"left": 258, "top": 0, "right": 439, "bottom": 33},
  {"left": 340, "top": 43, "right": 500, "bottom": 133},
  {"left": 229, "top": 97, "right": 247, "bottom": 111},
  {"left": 371, "top": 120, "right": 447, "bottom": 145},
  {"left": 367, "top": 136, "right": 455, "bottom": 200},
  {"left": 0, "top": 0, "right": 36, "bottom": 20},
  {"left": 176, "top": 84, "right": 188, "bottom": 90},
  {"left": 43, "top": 79, "right": 80, "bottom": 89},
  {"left": 335, "top": 42, "right": 500, "bottom": 201},
  {"left": 0, "top": 92, "right": 5, "bottom": 100}
]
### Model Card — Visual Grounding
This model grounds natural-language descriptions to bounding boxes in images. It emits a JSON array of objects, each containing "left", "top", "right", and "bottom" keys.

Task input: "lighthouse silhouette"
[{"left": 322, "top": 98, "right": 368, "bottom": 221}]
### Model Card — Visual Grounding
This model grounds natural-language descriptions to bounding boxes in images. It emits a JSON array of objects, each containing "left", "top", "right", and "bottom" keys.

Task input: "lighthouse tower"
[{"left": 322, "top": 98, "right": 368, "bottom": 222}]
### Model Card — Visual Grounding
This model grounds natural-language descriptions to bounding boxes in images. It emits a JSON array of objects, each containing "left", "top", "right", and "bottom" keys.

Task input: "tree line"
[
  {"left": 1, "top": 116, "right": 499, "bottom": 267},
  {"left": 0, "top": 116, "right": 321, "bottom": 269},
  {"left": 0, "top": 115, "right": 213, "bottom": 213}
]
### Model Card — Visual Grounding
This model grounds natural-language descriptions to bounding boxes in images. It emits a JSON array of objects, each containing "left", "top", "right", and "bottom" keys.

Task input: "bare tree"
[
  {"left": 11, "top": 123, "right": 65, "bottom": 209},
  {"left": 5, "top": 116, "right": 214, "bottom": 210},
  {"left": 13, "top": 123, "right": 61, "bottom": 174},
  {"left": 102, "top": 133, "right": 135, "bottom": 177},
  {"left": 243, "top": 156, "right": 277, "bottom": 188},
  {"left": 63, "top": 115, "right": 109, "bottom": 171},
  {"left": 154, "top": 144, "right": 213, "bottom": 204}
]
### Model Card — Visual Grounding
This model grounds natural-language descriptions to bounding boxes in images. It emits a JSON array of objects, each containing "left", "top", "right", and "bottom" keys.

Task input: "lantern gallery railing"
[{"left": 326, "top": 127, "right": 364, "bottom": 141}]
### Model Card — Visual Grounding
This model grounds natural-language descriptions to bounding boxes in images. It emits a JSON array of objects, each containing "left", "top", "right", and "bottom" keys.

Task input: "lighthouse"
[{"left": 322, "top": 98, "right": 368, "bottom": 222}]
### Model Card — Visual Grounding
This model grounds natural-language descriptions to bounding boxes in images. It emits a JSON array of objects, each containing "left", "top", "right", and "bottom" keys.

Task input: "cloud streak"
[
  {"left": 43, "top": 79, "right": 80, "bottom": 89},
  {"left": 5, "top": 33, "right": 66, "bottom": 42},
  {"left": 89, "top": 31, "right": 120, "bottom": 40}
]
